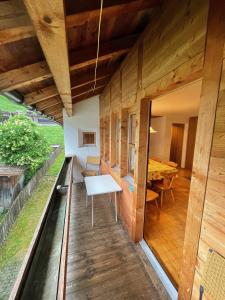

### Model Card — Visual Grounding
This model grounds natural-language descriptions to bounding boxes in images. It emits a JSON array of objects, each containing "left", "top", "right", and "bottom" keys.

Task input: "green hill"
[{"left": 0, "top": 95, "right": 27, "bottom": 113}]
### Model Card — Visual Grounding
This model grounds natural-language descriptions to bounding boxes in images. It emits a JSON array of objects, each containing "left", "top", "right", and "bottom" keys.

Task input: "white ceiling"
[{"left": 151, "top": 80, "right": 202, "bottom": 116}]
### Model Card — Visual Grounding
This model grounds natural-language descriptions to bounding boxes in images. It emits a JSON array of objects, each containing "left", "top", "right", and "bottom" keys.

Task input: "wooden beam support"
[
  {"left": 0, "top": 35, "right": 133, "bottom": 92},
  {"left": 179, "top": 1, "right": 225, "bottom": 299},
  {"left": 66, "top": 0, "right": 160, "bottom": 28},
  {"left": 23, "top": 0, "right": 73, "bottom": 116}
]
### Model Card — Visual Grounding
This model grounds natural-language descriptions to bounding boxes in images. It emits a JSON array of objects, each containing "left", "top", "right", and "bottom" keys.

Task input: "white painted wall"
[
  {"left": 63, "top": 96, "right": 100, "bottom": 182},
  {"left": 149, "top": 115, "right": 190, "bottom": 168}
]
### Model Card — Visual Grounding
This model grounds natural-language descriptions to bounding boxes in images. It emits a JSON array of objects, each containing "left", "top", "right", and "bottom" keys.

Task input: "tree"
[{"left": 0, "top": 115, "right": 51, "bottom": 183}]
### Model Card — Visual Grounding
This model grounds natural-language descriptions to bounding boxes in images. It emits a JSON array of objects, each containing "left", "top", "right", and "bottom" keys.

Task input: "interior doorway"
[
  {"left": 143, "top": 80, "right": 202, "bottom": 288},
  {"left": 170, "top": 123, "right": 185, "bottom": 166}
]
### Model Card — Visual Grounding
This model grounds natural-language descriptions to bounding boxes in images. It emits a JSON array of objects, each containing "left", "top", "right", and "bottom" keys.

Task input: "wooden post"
[
  {"left": 100, "top": 117, "right": 105, "bottom": 159},
  {"left": 104, "top": 116, "right": 110, "bottom": 161},
  {"left": 119, "top": 108, "right": 128, "bottom": 177},
  {"left": 109, "top": 112, "right": 116, "bottom": 167},
  {"left": 132, "top": 98, "right": 150, "bottom": 242},
  {"left": 179, "top": 1, "right": 225, "bottom": 299}
]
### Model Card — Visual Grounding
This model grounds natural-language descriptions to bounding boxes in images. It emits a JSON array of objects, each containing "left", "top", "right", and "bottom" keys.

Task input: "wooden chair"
[
  {"left": 163, "top": 160, "right": 178, "bottom": 168},
  {"left": 153, "top": 172, "right": 176, "bottom": 207},
  {"left": 146, "top": 189, "right": 159, "bottom": 208},
  {"left": 81, "top": 156, "right": 100, "bottom": 177}
]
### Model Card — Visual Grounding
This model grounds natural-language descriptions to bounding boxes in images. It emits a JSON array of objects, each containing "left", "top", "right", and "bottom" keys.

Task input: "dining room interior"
[{"left": 144, "top": 80, "right": 202, "bottom": 288}]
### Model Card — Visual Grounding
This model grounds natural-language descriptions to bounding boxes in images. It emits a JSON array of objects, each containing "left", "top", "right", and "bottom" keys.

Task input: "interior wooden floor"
[
  {"left": 66, "top": 183, "right": 161, "bottom": 300},
  {"left": 144, "top": 169, "right": 191, "bottom": 288}
]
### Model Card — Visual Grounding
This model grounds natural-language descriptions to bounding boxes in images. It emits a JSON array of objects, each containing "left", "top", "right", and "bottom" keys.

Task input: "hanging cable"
[{"left": 93, "top": 0, "right": 104, "bottom": 91}]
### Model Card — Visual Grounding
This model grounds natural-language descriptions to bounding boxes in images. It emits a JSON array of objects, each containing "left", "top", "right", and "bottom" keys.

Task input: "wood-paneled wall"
[
  {"left": 100, "top": 0, "right": 213, "bottom": 298},
  {"left": 179, "top": 2, "right": 225, "bottom": 298},
  {"left": 100, "top": 0, "right": 208, "bottom": 240},
  {"left": 191, "top": 45, "right": 225, "bottom": 300}
]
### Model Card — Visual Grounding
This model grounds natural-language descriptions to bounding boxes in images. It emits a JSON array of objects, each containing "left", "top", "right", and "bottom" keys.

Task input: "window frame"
[{"left": 128, "top": 113, "right": 136, "bottom": 176}]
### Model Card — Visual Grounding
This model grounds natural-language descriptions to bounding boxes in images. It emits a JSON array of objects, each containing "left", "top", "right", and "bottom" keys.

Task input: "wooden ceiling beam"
[
  {"left": 0, "top": 61, "right": 51, "bottom": 92},
  {"left": 71, "top": 77, "right": 109, "bottom": 97},
  {"left": 0, "top": 25, "right": 34, "bottom": 45},
  {"left": 35, "top": 96, "right": 62, "bottom": 110},
  {"left": 0, "top": 1, "right": 35, "bottom": 45},
  {"left": 0, "top": 35, "right": 132, "bottom": 91},
  {"left": 54, "top": 115, "right": 63, "bottom": 121},
  {"left": 23, "top": 65, "right": 115, "bottom": 105},
  {"left": 52, "top": 112, "right": 63, "bottom": 119},
  {"left": 72, "top": 89, "right": 104, "bottom": 104},
  {"left": 23, "top": 0, "right": 73, "bottom": 116},
  {"left": 24, "top": 85, "right": 58, "bottom": 105},
  {"left": 70, "top": 65, "right": 116, "bottom": 89},
  {"left": 66, "top": 0, "right": 160, "bottom": 28},
  {"left": 43, "top": 104, "right": 62, "bottom": 116},
  {"left": 69, "top": 34, "right": 137, "bottom": 72},
  {"left": 72, "top": 85, "right": 104, "bottom": 101}
]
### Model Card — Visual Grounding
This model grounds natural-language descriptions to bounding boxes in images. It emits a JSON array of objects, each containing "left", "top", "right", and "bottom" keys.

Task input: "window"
[
  {"left": 115, "top": 117, "right": 121, "bottom": 166},
  {"left": 83, "top": 132, "right": 96, "bottom": 146},
  {"left": 128, "top": 114, "right": 136, "bottom": 175},
  {"left": 78, "top": 129, "right": 96, "bottom": 147}
]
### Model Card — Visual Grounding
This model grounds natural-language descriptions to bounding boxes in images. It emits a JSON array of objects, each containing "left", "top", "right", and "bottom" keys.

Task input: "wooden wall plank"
[
  {"left": 122, "top": 47, "right": 138, "bottom": 105},
  {"left": 142, "top": 0, "right": 208, "bottom": 90},
  {"left": 179, "top": 1, "right": 225, "bottom": 298},
  {"left": 23, "top": 0, "right": 72, "bottom": 115}
]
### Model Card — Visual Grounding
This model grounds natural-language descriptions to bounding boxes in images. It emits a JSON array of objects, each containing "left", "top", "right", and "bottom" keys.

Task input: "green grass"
[
  {"left": 0, "top": 150, "right": 64, "bottom": 268},
  {"left": 47, "top": 151, "right": 65, "bottom": 176},
  {"left": 0, "top": 95, "right": 27, "bottom": 113},
  {"left": 37, "top": 125, "right": 64, "bottom": 146}
]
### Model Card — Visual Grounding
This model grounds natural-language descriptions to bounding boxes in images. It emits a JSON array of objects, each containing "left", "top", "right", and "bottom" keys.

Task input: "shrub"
[{"left": 0, "top": 115, "right": 51, "bottom": 183}]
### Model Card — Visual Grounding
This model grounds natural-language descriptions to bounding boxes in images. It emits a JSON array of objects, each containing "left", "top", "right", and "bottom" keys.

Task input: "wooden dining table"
[{"left": 148, "top": 159, "right": 178, "bottom": 181}]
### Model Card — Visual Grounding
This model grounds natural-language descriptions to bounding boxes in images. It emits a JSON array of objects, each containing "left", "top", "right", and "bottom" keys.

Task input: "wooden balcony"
[{"left": 65, "top": 183, "right": 161, "bottom": 299}]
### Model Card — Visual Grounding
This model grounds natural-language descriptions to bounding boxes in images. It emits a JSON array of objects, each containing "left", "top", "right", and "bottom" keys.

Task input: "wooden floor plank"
[{"left": 66, "top": 183, "right": 160, "bottom": 300}]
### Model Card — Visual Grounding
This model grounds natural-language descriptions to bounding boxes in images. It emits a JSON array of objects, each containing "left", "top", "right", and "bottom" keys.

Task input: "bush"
[{"left": 0, "top": 115, "right": 51, "bottom": 183}]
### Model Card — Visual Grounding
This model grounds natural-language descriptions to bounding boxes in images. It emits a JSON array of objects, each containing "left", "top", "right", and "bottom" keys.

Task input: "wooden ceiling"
[{"left": 0, "top": 0, "right": 162, "bottom": 123}]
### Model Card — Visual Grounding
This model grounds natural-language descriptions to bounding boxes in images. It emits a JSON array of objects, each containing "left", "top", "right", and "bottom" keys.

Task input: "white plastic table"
[{"left": 84, "top": 175, "right": 122, "bottom": 227}]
